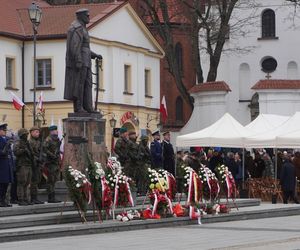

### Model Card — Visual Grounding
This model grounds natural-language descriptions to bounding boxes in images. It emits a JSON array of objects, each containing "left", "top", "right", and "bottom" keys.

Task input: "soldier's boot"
[
  {"left": 31, "top": 195, "right": 44, "bottom": 205},
  {"left": 18, "top": 200, "right": 28, "bottom": 206},
  {"left": 48, "top": 192, "right": 61, "bottom": 203}
]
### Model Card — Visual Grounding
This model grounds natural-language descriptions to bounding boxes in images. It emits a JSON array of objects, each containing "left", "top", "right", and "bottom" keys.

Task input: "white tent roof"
[
  {"left": 176, "top": 113, "right": 252, "bottom": 148},
  {"left": 245, "top": 114, "right": 290, "bottom": 134},
  {"left": 244, "top": 112, "right": 300, "bottom": 148},
  {"left": 276, "top": 128, "right": 300, "bottom": 148}
]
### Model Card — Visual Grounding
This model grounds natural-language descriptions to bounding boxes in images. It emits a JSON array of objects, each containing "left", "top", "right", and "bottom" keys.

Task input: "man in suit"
[
  {"left": 0, "top": 123, "right": 13, "bottom": 207},
  {"left": 162, "top": 131, "right": 175, "bottom": 175},
  {"left": 280, "top": 153, "right": 299, "bottom": 204},
  {"left": 150, "top": 129, "right": 162, "bottom": 169}
]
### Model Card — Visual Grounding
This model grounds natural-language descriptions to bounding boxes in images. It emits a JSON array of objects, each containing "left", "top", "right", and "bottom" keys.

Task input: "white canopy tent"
[
  {"left": 276, "top": 129, "right": 300, "bottom": 148},
  {"left": 244, "top": 112, "right": 300, "bottom": 148},
  {"left": 245, "top": 114, "right": 290, "bottom": 134},
  {"left": 176, "top": 113, "right": 253, "bottom": 148}
]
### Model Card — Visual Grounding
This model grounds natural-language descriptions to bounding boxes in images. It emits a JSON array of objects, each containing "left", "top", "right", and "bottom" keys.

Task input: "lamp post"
[
  {"left": 28, "top": 3, "right": 42, "bottom": 125},
  {"left": 109, "top": 115, "right": 117, "bottom": 156}
]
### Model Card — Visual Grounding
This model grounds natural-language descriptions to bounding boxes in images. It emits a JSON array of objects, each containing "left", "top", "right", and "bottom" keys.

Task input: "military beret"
[
  {"left": 119, "top": 127, "right": 127, "bottom": 134},
  {"left": 151, "top": 129, "right": 160, "bottom": 136},
  {"left": 76, "top": 8, "right": 89, "bottom": 14},
  {"left": 128, "top": 131, "right": 136, "bottom": 136},
  {"left": 0, "top": 123, "right": 7, "bottom": 131},
  {"left": 18, "top": 128, "right": 29, "bottom": 137},
  {"left": 140, "top": 135, "right": 149, "bottom": 141},
  {"left": 30, "top": 126, "right": 40, "bottom": 132},
  {"left": 162, "top": 131, "right": 170, "bottom": 136},
  {"left": 49, "top": 125, "right": 58, "bottom": 131}
]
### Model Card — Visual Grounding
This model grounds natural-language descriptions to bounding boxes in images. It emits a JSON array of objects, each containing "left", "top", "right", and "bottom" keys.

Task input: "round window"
[{"left": 261, "top": 57, "right": 277, "bottom": 73}]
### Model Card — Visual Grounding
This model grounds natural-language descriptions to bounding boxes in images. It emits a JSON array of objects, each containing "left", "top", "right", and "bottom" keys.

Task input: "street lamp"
[
  {"left": 28, "top": 3, "right": 42, "bottom": 125},
  {"left": 109, "top": 116, "right": 117, "bottom": 129}
]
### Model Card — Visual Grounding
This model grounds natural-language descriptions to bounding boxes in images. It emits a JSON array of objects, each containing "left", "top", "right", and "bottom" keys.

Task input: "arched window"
[
  {"left": 175, "top": 43, "right": 183, "bottom": 75},
  {"left": 287, "top": 61, "right": 298, "bottom": 79},
  {"left": 175, "top": 96, "right": 183, "bottom": 122},
  {"left": 239, "top": 63, "right": 251, "bottom": 100},
  {"left": 262, "top": 9, "right": 276, "bottom": 38}
]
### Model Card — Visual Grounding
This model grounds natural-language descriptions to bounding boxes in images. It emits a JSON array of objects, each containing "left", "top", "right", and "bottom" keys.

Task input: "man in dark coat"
[
  {"left": 150, "top": 129, "right": 162, "bottom": 169},
  {"left": 280, "top": 154, "right": 299, "bottom": 204},
  {"left": 64, "top": 8, "right": 101, "bottom": 113},
  {"left": 0, "top": 123, "right": 13, "bottom": 207},
  {"left": 162, "top": 131, "right": 175, "bottom": 175},
  {"left": 209, "top": 149, "right": 223, "bottom": 173}
]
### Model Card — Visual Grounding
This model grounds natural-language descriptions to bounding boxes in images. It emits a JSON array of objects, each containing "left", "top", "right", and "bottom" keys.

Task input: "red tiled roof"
[
  {"left": 252, "top": 80, "right": 300, "bottom": 90},
  {"left": 189, "top": 81, "right": 231, "bottom": 93},
  {"left": 0, "top": 0, "right": 125, "bottom": 39},
  {"left": 0, "top": 0, "right": 49, "bottom": 37}
]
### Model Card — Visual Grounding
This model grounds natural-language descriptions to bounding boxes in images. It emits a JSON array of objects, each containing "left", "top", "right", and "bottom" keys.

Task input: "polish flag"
[
  {"left": 10, "top": 92, "right": 25, "bottom": 111},
  {"left": 160, "top": 95, "right": 168, "bottom": 123},
  {"left": 37, "top": 91, "right": 44, "bottom": 111}
]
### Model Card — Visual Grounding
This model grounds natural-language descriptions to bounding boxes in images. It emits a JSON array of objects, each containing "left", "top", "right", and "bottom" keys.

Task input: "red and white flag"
[
  {"left": 10, "top": 91, "right": 25, "bottom": 111},
  {"left": 159, "top": 95, "right": 168, "bottom": 123},
  {"left": 37, "top": 91, "right": 44, "bottom": 111}
]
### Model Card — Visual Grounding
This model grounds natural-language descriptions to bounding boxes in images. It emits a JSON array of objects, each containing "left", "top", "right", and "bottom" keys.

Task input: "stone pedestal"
[{"left": 62, "top": 113, "right": 107, "bottom": 172}]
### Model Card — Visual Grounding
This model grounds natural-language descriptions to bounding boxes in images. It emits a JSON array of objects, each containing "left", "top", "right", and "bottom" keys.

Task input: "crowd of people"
[
  {"left": 114, "top": 128, "right": 175, "bottom": 195},
  {"left": 0, "top": 122, "right": 62, "bottom": 207},
  {"left": 1, "top": 120, "right": 299, "bottom": 207},
  {"left": 176, "top": 147, "right": 300, "bottom": 204}
]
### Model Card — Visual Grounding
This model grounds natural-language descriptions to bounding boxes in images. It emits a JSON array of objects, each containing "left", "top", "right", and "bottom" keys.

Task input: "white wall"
[
  {"left": 0, "top": 38, "right": 23, "bottom": 101},
  {"left": 1, "top": 5, "right": 161, "bottom": 111},
  {"left": 200, "top": 0, "right": 300, "bottom": 124}
]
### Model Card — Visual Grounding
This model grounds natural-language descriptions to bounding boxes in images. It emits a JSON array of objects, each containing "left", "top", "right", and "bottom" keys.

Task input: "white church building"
[{"left": 180, "top": 0, "right": 300, "bottom": 136}]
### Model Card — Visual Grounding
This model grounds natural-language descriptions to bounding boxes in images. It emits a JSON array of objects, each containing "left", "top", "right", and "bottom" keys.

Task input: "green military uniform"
[
  {"left": 136, "top": 135, "right": 151, "bottom": 194},
  {"left": 114, "top": 130, "right": 130, "bottom": 171},
  {"left": 14, "top": 128, "right": 34, "bottom": 206},
  {"left": 43, "top": 126, "right": 61, "bottom": 203},
  {"left": 29, "top": 126, "right": 43, "bottom": 204},
  {"left": 127, "top": 133, "right": 139, "bottom": 179}
]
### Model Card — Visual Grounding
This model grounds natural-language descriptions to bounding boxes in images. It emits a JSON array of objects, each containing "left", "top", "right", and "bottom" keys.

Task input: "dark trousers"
[
  {"left": 283, "top": 190, "right": 299, "bottom": 204},
  {"left": 10, "top": 171, "right": 18, "bottom": 201},
  {"left": 0, "top": 183, "right": 9, "bottom": 202}
]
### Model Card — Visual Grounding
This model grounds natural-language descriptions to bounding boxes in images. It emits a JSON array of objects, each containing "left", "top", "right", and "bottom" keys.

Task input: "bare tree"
[
  {"left": 141, "top": 0, "right": 194, "bottom": 108},
  {"left": 182, "top": 0, "right": 259, "bottom": 82}
]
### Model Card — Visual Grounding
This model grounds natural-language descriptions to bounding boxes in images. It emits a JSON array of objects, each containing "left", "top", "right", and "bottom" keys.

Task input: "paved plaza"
[{"left": 1, "top": 215, "right": 300, "bottom": 250}]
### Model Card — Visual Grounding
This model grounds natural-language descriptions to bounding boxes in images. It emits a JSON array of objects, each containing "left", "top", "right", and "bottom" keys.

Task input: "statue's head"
[{"left": 76, "top": 8, "right": 90, "bottom": 25}]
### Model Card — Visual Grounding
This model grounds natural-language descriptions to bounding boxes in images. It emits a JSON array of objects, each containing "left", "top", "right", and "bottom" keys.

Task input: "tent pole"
[
  {"left": 242, "top": 148, "right": 245, "bottom": 185},
  {"left": 275, "top": 148, "right": 278, "bottom": 180}
]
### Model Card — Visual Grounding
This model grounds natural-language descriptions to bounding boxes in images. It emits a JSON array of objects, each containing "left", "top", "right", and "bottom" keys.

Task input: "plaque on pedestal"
[{"left": 62, "top": 112, "right": 107, "bottom": 172}]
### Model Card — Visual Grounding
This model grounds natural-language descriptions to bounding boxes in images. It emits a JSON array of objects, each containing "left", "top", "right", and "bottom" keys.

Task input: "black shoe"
[
  {"left": 48, "top": 199, "right": 61, "bottom": 203},
  {"left": 32, "top": 199, "right": 44, "bottom": 204},
  {"left": 26, "top": 201, "right": 34, "bottom": 205},
  {"left": 10, "top": 200, "right": 18, "bottom": 204},
  {"left": 0, "top": 201, "right": 7, "bottom": 207},
  {"left": 18, "top": 201, "right": 28, "bottom": 206}
]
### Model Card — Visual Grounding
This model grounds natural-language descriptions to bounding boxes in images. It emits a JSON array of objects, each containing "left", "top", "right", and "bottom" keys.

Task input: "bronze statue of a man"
[{"left": 64, "top": 9, "right": 101, "bottom": 113}]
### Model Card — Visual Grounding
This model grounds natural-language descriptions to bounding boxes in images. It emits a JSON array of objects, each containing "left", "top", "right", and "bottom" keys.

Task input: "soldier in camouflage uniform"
[
  {"left": 114, "top": 127, "right": 130, "bottom": 172},
  {"left": 29, "top": 126, "right": 44, "bottom": 204},
  {"left": 43, "top": 125, "right": 61, "bottom": 203},
  {"left": 14, "top": 128, "right": 34, "bottom": 206},
  {"left": 137, "top": 135, "right": 151, "bottom": 194},
  {"left": 127, "top": 131, "right": 139, "bottom": 179}
]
